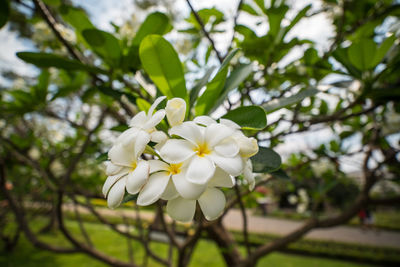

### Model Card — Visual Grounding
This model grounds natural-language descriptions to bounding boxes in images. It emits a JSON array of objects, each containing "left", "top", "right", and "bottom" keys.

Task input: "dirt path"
[{"left": 66, "top": 205, "right": 400, "bottom": 249}]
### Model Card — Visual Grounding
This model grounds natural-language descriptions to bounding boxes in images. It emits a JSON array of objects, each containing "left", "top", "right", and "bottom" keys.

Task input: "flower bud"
[{"left": 166, "top": 98, "right": 186, "bottom": 127}]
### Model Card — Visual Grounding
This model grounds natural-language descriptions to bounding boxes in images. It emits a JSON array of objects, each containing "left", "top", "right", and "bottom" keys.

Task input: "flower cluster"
[{"left": 102, "top": 96, "right": 259, "bottom": 222}]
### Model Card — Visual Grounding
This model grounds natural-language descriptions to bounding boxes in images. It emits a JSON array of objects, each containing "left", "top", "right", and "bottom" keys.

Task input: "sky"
[{"left": 0, "top": 0, "right": 368, "bottom": 172}]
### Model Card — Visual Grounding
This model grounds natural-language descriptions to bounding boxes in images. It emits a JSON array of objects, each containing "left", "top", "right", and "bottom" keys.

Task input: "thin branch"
[
  {"left": 186, "top": 0, "right": 223, "bottom": 63},
  {"left": 225, "top": 0, "right": 243, "bottom": 59},
  {"left": 234, "top": 180, "right": 250, "bottom": 256}
]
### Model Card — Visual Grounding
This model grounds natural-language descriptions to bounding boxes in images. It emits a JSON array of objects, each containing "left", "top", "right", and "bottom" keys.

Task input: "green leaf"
[
  {"left": 132, "top": 12, "right": 172, "bottom": 46},
  {"left": 270, "top": 169, "right": 290, "bottom": 180},
  {"left": 195, "top": 49, "right": 238, "bottom": 115},
  {"left": 16, "top": 52, "right": 106, "bottom": 74},
  {"left": 241, "top": 3, "right": 259, "bottom": 16},
  {"left": 210, "top": 63, "right": 253, "bottom": 113},
  {"left": 139, "top": 35, "right": 187, "bottom": 101},
  {"left": 222, "top": 106, "right": 266, "bottom": 130},
  {"left": 110, "top": 125, "right": 129, "bottom": 132},
  {"left": 267, "top": 5, "right": 289, "bottom": 37},
  {"left": 263, "top": 88, "right": 319, "bottom": 113},
  {"left": 124, "top": 12, "right": 172, "bottom": 70},
  {"left": 136, "top": 98, "right": 151, "bottom": 112},
  {"left": 332, "top": 47, "right": 361, "bottom": 78},
  {"left": 348, "top": 39, "right": 377, "bottom": 70},
  {"left": 190, "top": 66, "right": 216, "bottom": 106},
  {"left": 251, "top": 147, "right": 282, "bottom": 173},
  {"left": 59, "top": 4, "right": 94, "bottom": 33},
  {"left": 371, "top": 35, "right": 396, "bottom": 66},
  {"left": 122, "top": 194, "right": 137, "bottom": 204},
  {"left": 43, "top": 0, "right": 61, "bottom": 6},
  {"left": 284, "top": 4, "right": 311, "bottom": 36},
  {"left": 82, "top": 29, "right": 121, "bottom": 67},
  {"left": 0, "top": 0, "right": 10, "bottom": 29}
]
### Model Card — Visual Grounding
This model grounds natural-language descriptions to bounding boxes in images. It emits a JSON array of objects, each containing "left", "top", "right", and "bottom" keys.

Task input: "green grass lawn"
[{"left": 0, "top": 218, "right": 373, "bottom": 267}]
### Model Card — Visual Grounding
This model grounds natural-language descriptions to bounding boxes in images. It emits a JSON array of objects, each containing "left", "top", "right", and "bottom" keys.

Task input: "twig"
[
  {"left": 185, "top": 0, "right": 223, "bottom": 63},
  {"left": 234, "top": 180, "right": 250, "bottom": 256}
]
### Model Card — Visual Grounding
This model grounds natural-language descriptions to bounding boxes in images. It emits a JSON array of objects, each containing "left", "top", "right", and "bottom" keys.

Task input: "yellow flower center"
[
  {"left": 195, "top": 143, "right": 211, "bottom": 157},
  {"left": 167, "top": 163, "right": 183, "bottom": 175},
  {"left": 130, "top": 161, "right": 137, "bottom": 172}
]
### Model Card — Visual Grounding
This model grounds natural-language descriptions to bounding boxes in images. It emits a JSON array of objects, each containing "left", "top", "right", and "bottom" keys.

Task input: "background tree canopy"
[{"left": 0, "top": 0, "right": 399, "bottom": 266}]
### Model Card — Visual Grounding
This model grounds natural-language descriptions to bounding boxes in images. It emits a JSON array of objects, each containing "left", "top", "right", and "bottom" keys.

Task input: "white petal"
[
  {"left": 148, "top": 96, "right": 166, "bottom": 116},
  {"left": 148, "top": 160, "right": 169, "bottom": 173},
  {"left": 150, "top": 131, "right": 168, "bottom": 143},
  {"left": 166, "top": 197, "right": 196, "bottom": 222},
  {"left": 160, "top": 139, "right": 195, "bottom": 164},
  {"left": 143, "top": 110, "right": 166, "bottom": 129},
  {"left": 205, "top": 123, "right": 235, "bottom": 147},
  {"left": 102, "top": 171, "right": 128, "bottom": 197},
  {"left": 108, "top": 143, "right": 135, "bottom": 167},
  {"left": 161, "top": 179, "right": 179, "bottom": 200},
  {"left": 214, "top": 137, "right": 239, "bottom": 157},
  {"left": 169, "top": 121, "right": 203, "bottom": 145},
  {"left": 134, "top": 130, "right": 151, "bottom": 158},
  {"left": 105, "top": 161, "right": 123, "bottom": 176},
  {"left": 186, "top": 156, "right": 215, "bottom": 185},
  {"left": 198, "top": 188, "right": 226, "bottom": 221},
  {"left": 235, "top": 134, "right": 259, "bottom": 158},
  {"left": 172, "top": 171, "right": 206, "bottom": 199},
  {"left": 137, "top": 172, "right": 170, "bottom": 206},
  {"left": 210, "top": 153, "right": 243, "bottom": 176},
  {"left": 208, "top": 167, "right": 235, "bottom": 188},
  {"left": 107, "top": 177, "right": 126, "bottom": 209},
  {"left": 243, "top": 159, "right": 255, "bottom": 190},
  {"left": 219, "top": 118, "right": 240, "bottom": 129},
  {"left": 126, "top": 160, "right": 149, "bottom": 194},
  {"left": 194, "top": 115, "right": 216, "bottom": 126},
  {"left": 129, "top": 111, "right": 147, "bottom": 127},
  {"left": 115, "top": 127, "right": 139, "bottom": 146},
  {"left": 166, "top": 98, "right": 186, "bottom": 127}
]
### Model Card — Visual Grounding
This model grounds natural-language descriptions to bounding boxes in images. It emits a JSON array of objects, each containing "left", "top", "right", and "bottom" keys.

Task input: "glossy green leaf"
[
  {"left": 195, "top": 49, "right": 238, "bottom": 115},
  {"left": 190, "top": 66, "right": 216, "bottom": 105},
  {"left": 332, "top": 47, "right": 361, "bottom": 78},
  {"left": 136, "top": 98, "right": 151, "bottom": 112},
  {"left": 210, "top": 63, "right": 253, "bottom": 113},
  {"left": 82, "top": 29, "right": 121, "bottom": 67},
  {"left": 222, "top": 105, "right": 266, "bottom": 130},
  {"left": 270, "top": 169, "right": 290, "bottom": 180},
  {"left": 0, "top": 0, "right": 9, "bottom": 29},
  {"left": 251, "top": 147, "right": 282, "bottom": 173},
  {"left": 124, "top": 12, "right": 172, "bottom": 70},
  {"left": 263, "top": 88, "right": 319, "bottom": 113},
  {"left": 348, "top": 39, "right": 377, "bottom": 70},
  {"left": 132, "top": 12, "right": 172, "bottom": 46},
  {"left": 139, "top": 35, "right": 187, "bottom": 100},
  {"left": 16, "top": 52, "right": 106, "bottom": 74},
  {"left": 371, "top": 35, "right": 396, "bottom": 66}
]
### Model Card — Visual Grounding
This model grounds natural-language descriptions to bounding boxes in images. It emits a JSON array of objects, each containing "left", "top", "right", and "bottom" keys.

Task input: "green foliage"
[
  {"left": 139, "top": 35, "right": 188, "bottom": 101},
  {"left": 251, "top": 147, "right": 282, "bottom": 173},
  {"left": 16, "top": 52, "right": 106, "bottom": 74},
  {"left": 263, "top": 88, "right": 319, "bottom": 113},
  {"left": 82, "top": 29, "right": 122, "bottom": 67},
  {"left": 222, "top": 106, "right": 266, "bottom": 130},
  {"left": 194, "top": 49, "right": 238, "bottom": 115},
  {"left": 0, "top": 0, "right": 9, "bottom": 29}
]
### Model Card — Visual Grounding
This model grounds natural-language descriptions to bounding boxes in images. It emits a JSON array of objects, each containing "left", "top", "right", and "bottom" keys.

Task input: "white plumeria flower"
[
  {"left": 165, "top": 97, "right": 186, "bottom": 127},
  {"left": 194, "top": 116, "right": 259, "bottom": 189},
  {"left": 136, "top": 160, "right": 206, "bottom": 206},
  {"left": 160, "top": 121, "right": 243, "bottom": 185},
  {"left": 166, "top": 168, "right": 234, "bottom": 222},
  {"left": 117, "top": 96, "right": 168, "bottom": 146},
  {"left": 103, "top": 132, "right": 150, "bottom": 209}
]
